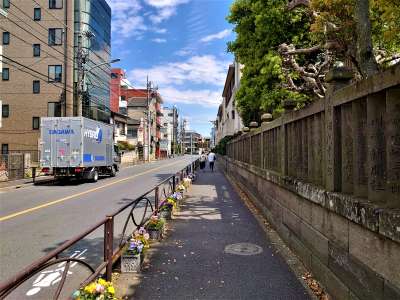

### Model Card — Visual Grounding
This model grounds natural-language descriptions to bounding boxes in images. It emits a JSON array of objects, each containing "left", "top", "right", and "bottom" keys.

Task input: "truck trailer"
[{"left": 40, "top": 117, "right": 120, "bottom": 181}]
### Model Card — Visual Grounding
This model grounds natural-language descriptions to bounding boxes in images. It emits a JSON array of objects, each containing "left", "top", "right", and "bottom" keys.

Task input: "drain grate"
[{"left": 224, "top": 243, "right": 263, "bottom": 256}]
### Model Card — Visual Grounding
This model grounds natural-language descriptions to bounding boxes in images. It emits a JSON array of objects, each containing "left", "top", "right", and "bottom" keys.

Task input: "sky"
[{"left": 105, "top": 0, "right": 234, "bottom": 137}]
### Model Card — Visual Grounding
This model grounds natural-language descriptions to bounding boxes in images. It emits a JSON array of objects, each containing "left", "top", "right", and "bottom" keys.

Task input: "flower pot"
[
  {"left": 121, "top": 253, "right": 142, "bottom": 273},
  {"left": 160, "top": 209, "right": 172, "bottom": 220},
  {"left": 147, "top": 228, "right": 162, "bottom": 240}
]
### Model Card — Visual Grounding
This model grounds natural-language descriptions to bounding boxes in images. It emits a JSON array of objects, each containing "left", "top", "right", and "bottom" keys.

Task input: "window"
[
  {"left": 48, "top": 28, "right": 62, "bottom": 45},
  {"left": 34, "top": 8, "right": 41, "bottom": 21},
  {"left": 2, "top": 32, "right": 10, "bottom": 45},
  {"left": 2, "top": 104, "right": 9, "bottom": 117},
  {"left": 2, "top": 68, "right": 9, "bottom": 80},
  {"left": 1, "top": 144, "right": 8, "bottom": 155},
  {"left": 127, "top": 126, "right": 137, "bottom": 138},
  {"left": 121, "top": 95, "right": 126, "bottom": 101},
  {"left": 48, "top": 65, "right": 62, "bottom": 82},
  {"left": 49, "top": 0, "right": 62, "bottom": 9},
  {"left": 111, "top": 73, "right": 118, "bottom": 79},
  {"left": 33, "top": 80, "right": 40, "bottom": 93},
  {"left": 33, "top": 44, "right": 40, "bottom": 57},
  {"left": 32, "top": 117, "right": 40, "bottom": 130},
  {"left": 47, "top": 102, "right": 61, "bottom": 117},
  {"left": 232, "top": 110, "right": 235, "bottom": 119},
  {"left": 3, "top": 0, "right": 10, "bottom": 9}
]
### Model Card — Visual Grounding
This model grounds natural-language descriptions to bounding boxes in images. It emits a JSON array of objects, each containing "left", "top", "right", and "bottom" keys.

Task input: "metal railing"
[{"left": 0, "top": 159, "right": 198, "bottom": 299}]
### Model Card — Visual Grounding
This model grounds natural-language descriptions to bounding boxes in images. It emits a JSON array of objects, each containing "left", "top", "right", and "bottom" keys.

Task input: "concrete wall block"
[
  {"left": 300, "top": 198, "right": 313, "bottom": 225},
  {"left": 270, "top": 198, "right": 283, "bottom": 226},
  {"left": 328, "top": 243, "right": 384, "bottom": 300},
  {"left": 349, "top": 222, "right": 400, "bottom": 288},
  {"left": 312, "top": 204, "right": 349, "bottom": 250},
  {"left": 384, "top": 279, "right": 400, "bottom": 300},
  {"left": 283, "top": 208, "right": 301, "bottom": 237},
  {"left": 311, "top": 256, "right": 350, "bottom": 300},
  {"left": 289, "top": 233, "right": 312, "bottom": 270},
  {"left": 301, "top": 221, "right": 329, "bottom": 264},
  {"left": 275, "top": 187, "right": 300, "bottom": 214}
]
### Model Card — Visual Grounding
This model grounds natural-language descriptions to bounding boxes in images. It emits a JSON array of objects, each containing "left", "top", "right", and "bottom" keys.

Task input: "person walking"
[
  {"left": 199, "top": 152, "right": 207, "bottom": 171},
  {"left": 208, "top": 151, "right": 216, "bottom": 172}
]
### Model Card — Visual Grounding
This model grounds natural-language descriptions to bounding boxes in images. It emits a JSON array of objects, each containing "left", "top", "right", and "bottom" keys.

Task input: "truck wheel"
[
  {"left": 110, "top": 166, "right": 117, "bottom": 177},
  {"left": 91, "top": 169, "right": 99, "bottom": 182}
]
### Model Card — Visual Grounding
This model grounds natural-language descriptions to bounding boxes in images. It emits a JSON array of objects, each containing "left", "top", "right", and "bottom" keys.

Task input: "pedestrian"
[
  {"left": 208, "top": 151, "right": 216, "bottom": 172},
  {"left": 199, "top": 152, "right": 207, "bottom": 171}
]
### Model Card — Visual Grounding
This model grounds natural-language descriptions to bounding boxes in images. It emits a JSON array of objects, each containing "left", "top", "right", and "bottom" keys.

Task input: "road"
[{"left": 0, "top": 156, "right": 196, "bottom": 299}]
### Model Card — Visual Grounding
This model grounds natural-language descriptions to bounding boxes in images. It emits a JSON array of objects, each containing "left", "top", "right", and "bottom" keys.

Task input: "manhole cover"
[{"left": 224, "top": 243, "right": 263, "bottom": 256}]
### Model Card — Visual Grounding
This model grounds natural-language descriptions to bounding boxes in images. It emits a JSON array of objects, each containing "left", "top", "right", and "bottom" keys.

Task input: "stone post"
[
  {"left": 386, "top": 88, "right": 400, "bottom": 201},
  {"left": 324, "top": 67, "right": 353, "bottom": 192}
]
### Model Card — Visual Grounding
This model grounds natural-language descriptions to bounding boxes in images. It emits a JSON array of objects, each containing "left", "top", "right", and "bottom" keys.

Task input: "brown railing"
[
  {"left": 0, "top": 159, "right": 198, "bottom": 299},
  {"left": 227, "top": 65, "right": 400, "bottom": 203}
]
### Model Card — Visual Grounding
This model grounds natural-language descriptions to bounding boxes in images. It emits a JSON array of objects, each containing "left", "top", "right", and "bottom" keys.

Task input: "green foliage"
[
  {"left": 214, "top": 135, "right": 233, "bottom": 156},
  {"left": 228, "top": 0, "right": 400, "bottom": 124},
  {"left": 117, "top": 141, "right": 135, "bottom": 151},
  {"left": 227, "top": 0, "right": 313, "bottom": 125}
]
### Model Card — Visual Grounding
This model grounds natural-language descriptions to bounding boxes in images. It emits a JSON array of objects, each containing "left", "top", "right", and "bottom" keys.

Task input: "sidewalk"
[{"left": 115, "top": 165, "right": 311, "bottom": 300}]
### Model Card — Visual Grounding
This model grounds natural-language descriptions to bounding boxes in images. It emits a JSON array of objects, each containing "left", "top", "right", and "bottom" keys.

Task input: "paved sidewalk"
[{"left": 116, "top": 165, "right": 311, "bottom": 300}]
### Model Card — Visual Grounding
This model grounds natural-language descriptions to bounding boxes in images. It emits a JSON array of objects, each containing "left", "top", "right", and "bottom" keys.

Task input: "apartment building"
[
  {"left": 215, "top": 60, "right": 243, "bottom": 144},
  {"left": 184, "top": 130, "right": 202, "bottom": 155},
  {"left": 0, "top": 0, "right": 111, "bottom": 154},
  {"left": 160, "top": 106, "right": 178, "bottom": 157},
  {"left": 124, "top": 89, "right": 163, "bottom": 160}
]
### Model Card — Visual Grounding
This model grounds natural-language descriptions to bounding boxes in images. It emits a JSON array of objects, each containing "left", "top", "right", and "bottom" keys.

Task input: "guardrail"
[{"left": 0, "top": 159, "right": 198, "bottom": 299}]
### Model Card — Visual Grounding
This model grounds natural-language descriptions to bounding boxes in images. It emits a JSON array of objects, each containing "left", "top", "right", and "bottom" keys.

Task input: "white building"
[
  {"left": 216, "top": 60, "right": 244, "bottom": 144},
  {"left": 160, "top": 107, "right": 176, "bottom": 157}
]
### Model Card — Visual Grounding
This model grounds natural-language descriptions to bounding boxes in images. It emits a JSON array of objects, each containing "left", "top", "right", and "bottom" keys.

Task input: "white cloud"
[
  {"left": 128, "top": 55, "right": 229, "bottom": 87},
  {"left": 144, "top": 0, "right": 190, "bottom": 24},
  {"left": 108, "top": 0, "right": 147, "bottom": 39},
  {"left": 144, "top": 0, "right": 189, "bottom": 8},
  {"left": 152, "top": 38, "right": 167, "bottom": 43},
  {"left": 200, "top": 29, "right": 231, "bottom": 43},
  {"left": 161, "top": 87, "right": 221, "bottom": 107}
]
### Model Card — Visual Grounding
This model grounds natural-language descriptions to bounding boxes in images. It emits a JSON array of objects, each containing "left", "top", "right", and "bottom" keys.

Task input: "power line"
[
  {"left": 1, "top": 54, "right": 75, "bottom": 94},
  {"left": 3, "top": 9, "right": 75, "bottom": 65},
  {"left": 0, "top": 25, "right": 68, "bottom": 66},
  {"left": 10, "top": 2, "right": 75, "bottom": 49},
  {"left": 31, "top": 0, "right": 68, "bottom": 29}
]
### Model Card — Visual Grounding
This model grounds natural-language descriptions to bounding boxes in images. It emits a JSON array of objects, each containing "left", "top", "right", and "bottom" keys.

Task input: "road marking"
[{"left": 0, "top": 160, "right": 185, "bottom": 222}]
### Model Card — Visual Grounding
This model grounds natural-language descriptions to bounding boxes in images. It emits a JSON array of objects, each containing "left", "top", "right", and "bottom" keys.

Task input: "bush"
[
  {"left": 214, "top": 135, "right": 233, "bottom": 155},
  {"left": 117, "top": 141, "right": 135, "bottom": 151}
]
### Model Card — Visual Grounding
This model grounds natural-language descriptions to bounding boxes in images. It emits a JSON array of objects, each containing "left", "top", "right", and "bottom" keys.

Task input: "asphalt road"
[{"left": 0, "top": 156, "right": 196, "bottom": 299}]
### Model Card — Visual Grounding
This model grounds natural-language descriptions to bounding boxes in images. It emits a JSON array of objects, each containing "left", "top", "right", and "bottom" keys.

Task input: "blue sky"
[{"left": 106, "top": 0, "right": 234, "bottom": 137}]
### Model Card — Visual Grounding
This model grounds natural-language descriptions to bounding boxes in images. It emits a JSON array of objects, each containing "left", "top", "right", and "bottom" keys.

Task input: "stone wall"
[{"left": 223, "top": 65, "right": 400, "bottom": 300}]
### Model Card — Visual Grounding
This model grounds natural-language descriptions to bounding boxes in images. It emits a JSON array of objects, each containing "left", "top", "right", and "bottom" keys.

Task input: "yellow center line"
[{"left": 0, "top": 160, "right": 184, "bottom": 222}]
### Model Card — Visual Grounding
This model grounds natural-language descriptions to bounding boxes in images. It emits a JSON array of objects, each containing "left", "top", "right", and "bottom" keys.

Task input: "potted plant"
[
  {"left": 120, "top": 228, "right": 149, "bottom": 273},
  {"left": 176, "top": 183, "right": 185, "bottom": 193},
  {"left": 72, "top": 278, "right": 116, "bottom": 300},
  {"left": 159, "top": 199, "right": 174, "bottom": 220},
  {"left": 183, "top": 177, "right": 192, "bottom": 188},
  {"left": 145, "top": 215, "right": 165, "bottom": 240}
]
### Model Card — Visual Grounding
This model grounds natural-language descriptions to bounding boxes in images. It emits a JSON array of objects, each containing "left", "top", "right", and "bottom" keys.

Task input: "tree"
[{"left": 227, "top": 0, "right": 400, "bottom": 123}]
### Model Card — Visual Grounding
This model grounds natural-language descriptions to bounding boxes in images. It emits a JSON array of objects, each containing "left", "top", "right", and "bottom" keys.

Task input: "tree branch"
[{"left": 287, "top": 0, "right": 310, "bottom": 10}]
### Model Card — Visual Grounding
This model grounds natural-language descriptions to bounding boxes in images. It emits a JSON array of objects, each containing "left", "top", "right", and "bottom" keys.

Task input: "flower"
[
  {"left": 144, "top": 233, "right": 150, "bottom": 240},
  {"left": 96, "top": 283, "right": 105, "bottom": 293},
  {"left": 107, "top": 286, "right": 115, "bottom": 295},
  {"left": 98, "top": 278, "right": 107, "bottom": 286}
]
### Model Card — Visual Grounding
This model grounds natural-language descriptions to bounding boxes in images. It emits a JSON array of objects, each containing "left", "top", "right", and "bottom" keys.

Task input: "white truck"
[{"left": 40, "top": 117, "right": 120, "bottom": 181}]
